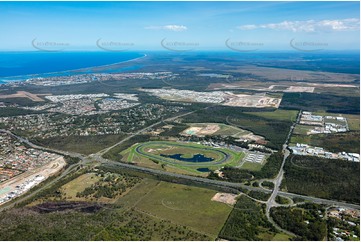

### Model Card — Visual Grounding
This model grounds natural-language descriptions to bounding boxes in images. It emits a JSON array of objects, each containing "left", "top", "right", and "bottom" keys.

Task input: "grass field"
[
  {"left": 61, "top": 173, "right": 101, "bottom": 200},
  {"left": 244, "top": 109, "right": 299, "bottom": 122},
  {"left": 128, "top": 181, "right": 233, "bottom": 238},
  {"left": 290, "top": 131, "right": 360, "bottom": 153},
  {"left": 1, "top": 175, "right": 233, "bottom": 240},
  {"left": 114, "top": 178, "right": 161, "bottom": 209},
  {"left": 312, "top": 111, "right": 360, "bottom": 131},
  {"left": 240, "top": 161, "right": 265, "bottom": 171},
  {"left": 293, "top": 124, "right": 318, "bottom": 135},
  {"left": 291, "top": 112, "right": 359, "bottom": 153},
  {"left": 120, "top": 141, "right": 245, "bottom": 176},
  {"left": 343, "top": 114, "right": 360, "bottom": 131}
]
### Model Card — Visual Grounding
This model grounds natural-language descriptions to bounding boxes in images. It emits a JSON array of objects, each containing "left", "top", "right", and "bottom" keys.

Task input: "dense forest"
[
  {"left": 282, "top": 155, "right": 360, "bottom": 203},
  {"left": 219, "top": 195, "right": 277, "bottom": 240},
  {"left": 271, "top": 203, "right": 327, "bottom": 241},
  {"left": 0, "top": 206, "right": 209, "bottom": 241},
  {"left": 281, "top": 92, "right": 360, "bottom": 114}
]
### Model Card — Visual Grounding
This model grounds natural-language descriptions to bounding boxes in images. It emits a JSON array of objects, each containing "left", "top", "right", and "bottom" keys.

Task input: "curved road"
[{"left": 1, "top": 109, "right": 359, "bottom": 217}]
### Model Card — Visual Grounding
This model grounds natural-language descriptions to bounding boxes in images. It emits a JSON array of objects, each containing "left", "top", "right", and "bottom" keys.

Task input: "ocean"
[
  {"left": 0, "top": 51, "right": 359, "bottom": 84},
  {"left": 0, "top": 51, "right": 144, "bottom": 83}
]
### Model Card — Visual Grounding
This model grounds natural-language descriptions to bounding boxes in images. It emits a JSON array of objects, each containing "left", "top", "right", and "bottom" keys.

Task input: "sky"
[{"left": 0, "top": 1, "right": 360, "bottom": 51}]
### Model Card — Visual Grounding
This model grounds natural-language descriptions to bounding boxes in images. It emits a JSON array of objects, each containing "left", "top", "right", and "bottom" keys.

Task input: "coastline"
[{"left": 0, "top": 53, "right": 147, "bottom": 83}]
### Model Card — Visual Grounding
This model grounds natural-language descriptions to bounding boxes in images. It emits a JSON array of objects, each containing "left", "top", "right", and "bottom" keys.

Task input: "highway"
[
  {"left": 263, "top": 110, "right": 301, "bottom": 236},
  {"left": 94, "top": 154, "right": 269, "bottom": 193},
  {"left": 0, "top": 109, "right": 359, "bottom": 218},
  {"left": 95, "top": 109, "right": 198, "bottom": 156}
]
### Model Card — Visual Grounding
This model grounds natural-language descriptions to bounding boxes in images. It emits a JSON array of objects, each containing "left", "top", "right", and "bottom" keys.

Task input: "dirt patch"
[
  {"left": 241, "top": 133, "right": 266, "bottom": 143},
  {"left": 211, "top": 193, "right": 238, "bottom": 205},
  {"left": 223, "top": 93, "right": 281, "bottom": 108},
  {"left": 284, "top": 86, "right": 315, "bottom": 93},
  {"left": 183, "top": 125, "right": 220, "bottom": 136},
  {"left": 30, "top": 201, "right": 105, "bottom": 213},
  {"left": 0, "top": 91, "right": 51, "bottom": 102}
]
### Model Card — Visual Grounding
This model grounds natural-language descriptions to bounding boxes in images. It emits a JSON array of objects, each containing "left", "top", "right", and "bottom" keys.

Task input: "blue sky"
[{"left": 0, "top": 1, "right": 359, "bottom": 51}]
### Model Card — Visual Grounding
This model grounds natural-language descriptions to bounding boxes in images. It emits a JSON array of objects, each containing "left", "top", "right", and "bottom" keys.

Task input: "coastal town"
[
  {"left": 0, "top": 103, "right": 184, "bottom": 138},
  {"left": 0, "top": 132, "right": 66, "bottom": 205},
  {"left": 3, "top": 72, "right": 176, "bottom": 87}
]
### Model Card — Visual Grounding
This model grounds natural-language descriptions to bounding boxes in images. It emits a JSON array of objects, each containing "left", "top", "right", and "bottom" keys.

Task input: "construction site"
[{"left": 0, "top": 157, "right": 66, "bottom": 205}]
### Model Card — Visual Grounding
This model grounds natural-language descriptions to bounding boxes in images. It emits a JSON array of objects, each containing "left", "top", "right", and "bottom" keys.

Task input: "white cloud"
[
  {"left": 237, "top": 18, "right": 360, "bottom": 32},
  {"left": 145, "top": 25, "right": 188, "bottom": 32},
  {"left": 238, "top": 24, "right": 258, "bottom": 30}
]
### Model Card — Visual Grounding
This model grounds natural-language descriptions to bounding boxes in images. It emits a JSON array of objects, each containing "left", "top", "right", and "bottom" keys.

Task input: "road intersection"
[{"left": 0, "top": 109, "right": 359, "bottom": 237}]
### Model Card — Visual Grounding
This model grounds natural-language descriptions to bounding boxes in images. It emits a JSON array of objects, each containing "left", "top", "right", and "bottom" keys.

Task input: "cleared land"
[
  {"left": 60, "top": 173, "right": 101, "bottom": 200},
  {"left": 0, "top": 91, "right": 51, "bottom": 102},
  {"left": 241, "top": 161, "right": 265, "bottom": 171},
  {"left": 17, "top": 172, "right": 215, "bottom": 240},
  {"left": 181, "top": 122, "right": 265, "bottom": 142},
  {"left": 312, "top": 111, "right": 360, "bottom": 131},
  {"left": 290, "top": 131, "right": 360, "bottom": 153},
  {"left": 120, "top": 141, "right": 245, "bottom": 176},
  {"left": 343, "top": 114, "right": 360, "bottom": 131},
  {"left": 141, "top": 88, "right": 282, "bottom": 108},
  {"left": 0, "top": 157, "right": 66, "bottom": 205},
  {"left": 132, "top": 181, "right": 233, "bottom": 238},
  {"left": 210, "top": 81, "right": 357, "bottom": 94},
  {"left": 211, "top": 192, "right": 238, "bottom": 205}
]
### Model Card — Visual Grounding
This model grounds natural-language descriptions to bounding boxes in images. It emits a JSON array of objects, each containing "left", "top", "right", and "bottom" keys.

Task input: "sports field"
[{"left": 120, "top": 141, "right": 245, "bottom": 176}]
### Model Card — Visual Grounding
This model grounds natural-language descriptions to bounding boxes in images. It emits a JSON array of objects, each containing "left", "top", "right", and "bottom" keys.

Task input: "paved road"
[
  {"left": 95, "top": 110, "right": 198, "bottom": 156},
  {"left": 1, "top": 109, "right": 359, "bottom": 216},
  {"left": 94, "top": 154, "right": 269, "bottom": 193},
  {"left": 0, "top": 129, "right": 86, "bottom": 160},
  {"left": 264, "top": 111, "right": 301, "bottom": 236},
  {"left": 279, "top": 191, "right": 360, "bottom": 210},
  {"left": 0, "top": 129, "right": 93, "bottom": 212},
  {"left": 265, "top": 111, "right": 301, "bottom": 216}
]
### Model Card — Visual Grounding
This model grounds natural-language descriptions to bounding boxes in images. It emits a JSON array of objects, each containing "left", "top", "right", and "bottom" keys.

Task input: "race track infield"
[{"left": 120, "top": 141, "right": 245, "bottom": 176}]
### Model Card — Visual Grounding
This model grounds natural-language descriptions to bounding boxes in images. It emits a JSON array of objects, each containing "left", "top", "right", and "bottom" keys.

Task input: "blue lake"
[
  {"left": 160, "top": 153, "right": 214, "bottom": 163},
  {"left": 197, "top": 168, "right": 211, "bottom": 172}
]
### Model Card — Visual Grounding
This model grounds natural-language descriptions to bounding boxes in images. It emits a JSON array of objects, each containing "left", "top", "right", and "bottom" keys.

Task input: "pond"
[
  {"left": 196, "top": 168, "right": 211, "bottom": 172},
  {"left": 160, "top": 153, "right": 214, "bottom": 162}
]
